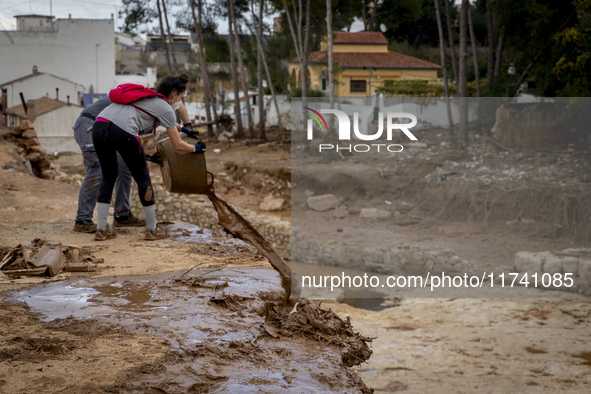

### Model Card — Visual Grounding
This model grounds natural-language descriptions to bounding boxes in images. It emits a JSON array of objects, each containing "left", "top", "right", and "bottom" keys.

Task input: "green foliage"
[
  {"left": 467, "top": 55, "right": 488, "bottom": 83},
  {"left": 491, "top": 0, "right": 584, "bottom": 96},
  {"left": 388, "top": 41, "right": 441, "bottom": 64},
  {"left": 384, "top": 79, "right": 485, "bottom": 97},
  {"left": 288, "top": 88, "right": 327, "bottom": 101},
  {"left": 119, "top": 0, "right": 156, "bottom": 35},
  {"left": 377, "top": 80, "right": 446, "bottom": 96},
  {"left": 376, "top": 80, "right": 485, "bottom": 97},
  {"left": 375, "top": 0, "right": 423, "bottom": 38},
  {"left": 203, "top": 34, "right": 230, "bottom": 63}
]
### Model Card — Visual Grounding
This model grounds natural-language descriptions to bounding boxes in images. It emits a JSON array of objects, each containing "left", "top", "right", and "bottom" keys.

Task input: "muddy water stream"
[{"left": 205, "top": 188, "right": 298, "bottom": 304}]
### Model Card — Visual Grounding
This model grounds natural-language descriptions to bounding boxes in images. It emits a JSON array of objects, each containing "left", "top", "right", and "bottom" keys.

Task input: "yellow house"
[{"left": 289, "top": 31, "right": 441, "bottom": 97}]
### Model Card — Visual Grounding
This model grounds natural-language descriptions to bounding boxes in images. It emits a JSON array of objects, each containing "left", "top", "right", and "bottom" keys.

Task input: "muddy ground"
[{"left": 1, "top": 126, "right": 591, "bottom": 393}]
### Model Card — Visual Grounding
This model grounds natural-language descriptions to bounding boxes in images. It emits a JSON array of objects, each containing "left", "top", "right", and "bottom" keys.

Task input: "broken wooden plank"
[
  {"left": 3, "top": 267, "right": 47, "bottom": 276},
  {"left": 64, "top": 263, "right": 96, "bottom": 272}
]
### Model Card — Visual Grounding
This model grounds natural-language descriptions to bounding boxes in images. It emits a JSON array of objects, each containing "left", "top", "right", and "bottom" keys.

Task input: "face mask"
[{"left": 172, "top": 101, "right": 181, "bottom": 111}]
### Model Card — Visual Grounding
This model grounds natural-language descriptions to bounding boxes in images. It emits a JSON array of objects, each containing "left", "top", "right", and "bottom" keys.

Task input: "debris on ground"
[
  {"left": 0, "top": 239, "right": 102, "bottom": 277},
  {"left": 265, "top": 299, "right": 374, "bottom": 368}
]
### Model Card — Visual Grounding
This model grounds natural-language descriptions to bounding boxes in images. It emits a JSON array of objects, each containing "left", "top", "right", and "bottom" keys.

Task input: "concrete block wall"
[{"left": 292, "top": 226, "right": 475, "bottom": 276}]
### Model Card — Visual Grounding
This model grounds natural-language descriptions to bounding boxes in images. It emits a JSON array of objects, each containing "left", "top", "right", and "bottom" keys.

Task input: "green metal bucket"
[{"left": 156, "top": 136, "right": 213, "bottom": 195}]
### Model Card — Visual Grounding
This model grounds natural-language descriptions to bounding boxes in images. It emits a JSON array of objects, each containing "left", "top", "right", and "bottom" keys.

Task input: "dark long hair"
[{"left": 156, "top": 74, "right": 189, "bottom": 97}]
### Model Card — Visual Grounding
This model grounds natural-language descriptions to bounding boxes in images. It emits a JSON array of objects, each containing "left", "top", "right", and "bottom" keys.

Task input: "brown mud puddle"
[{"left": 4, "top": 269, "right": 373, "bottom": 393}]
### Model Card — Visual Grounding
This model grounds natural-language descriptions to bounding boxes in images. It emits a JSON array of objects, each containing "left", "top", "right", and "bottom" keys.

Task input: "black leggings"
[{"left": 92, "top": 121, "right": 154, "bottom": 207}]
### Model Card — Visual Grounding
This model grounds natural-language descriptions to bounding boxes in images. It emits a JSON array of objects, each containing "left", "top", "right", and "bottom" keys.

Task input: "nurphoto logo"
[{"left": 303, "top": 107, "right": 418, "bottom": 153}]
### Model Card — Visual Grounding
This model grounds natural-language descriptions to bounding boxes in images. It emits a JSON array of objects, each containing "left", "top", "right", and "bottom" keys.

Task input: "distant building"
[
  {"left": 145, "top": 34, "right": 199, "bottom": 75},
  {"left": 289, "top": 31, "right": 441, "bottom": 97},
  {"left": 115, "top": 32, "right": 149, "bottom": 75},
  {"left": 0, "top": 66, "right": 85, "bottom": 109},
  {"left": 4, "top": 97, "right": 83, "bottom": 153},
  {"left": 15, "top": 14, "right": 55, "bottom": 32},
  {"left": 0, "top": 14, "right": 116, "bottom": 95}
]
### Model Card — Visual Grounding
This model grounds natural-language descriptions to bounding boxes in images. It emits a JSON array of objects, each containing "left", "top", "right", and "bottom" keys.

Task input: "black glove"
[
  {"left": 193, "top": 141, "right": 206, "bottom": 153},
  {"left": 146, "top": 152, "right": 163, "bottom": 165},
  {"left": 181, "top": 126, "right": 200, "bottom": 140}
]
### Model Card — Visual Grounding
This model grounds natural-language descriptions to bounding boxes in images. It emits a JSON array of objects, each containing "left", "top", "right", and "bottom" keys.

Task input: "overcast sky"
[
  {"left": 0, "top": 0, "right": 468, "bottom": 37},
  {"left": 0, "top": 0, "right": 277, "bottom": 37}
]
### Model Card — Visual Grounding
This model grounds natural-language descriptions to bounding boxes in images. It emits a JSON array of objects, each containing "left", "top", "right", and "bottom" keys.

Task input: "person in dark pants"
[
  {"left": 92, "top": 74, "right": 205, "bottom": 241},
  {"left": 72, "top": 96, "right": 145, "bottom": 233}
]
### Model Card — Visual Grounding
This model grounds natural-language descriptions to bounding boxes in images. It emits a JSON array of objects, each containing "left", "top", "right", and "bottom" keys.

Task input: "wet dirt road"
[{"left": 2, "top": 268, "right": 371, "bottom": 393}]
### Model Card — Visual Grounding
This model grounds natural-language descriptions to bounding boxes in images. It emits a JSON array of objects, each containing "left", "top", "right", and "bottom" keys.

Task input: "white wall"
[
  {"left": 114, "top": 67, "right": 157, "bottom": 89},
  {"left": 2, "top": 73, "right": 85, "bottom": 108},
  {"left": 17, "top": 16, "right": 55, "bottom": 32},
  {"left": 36, "top": 105, "right": 82, "bottom": 153},
  {"left": 187, "top": 94, "right": 292, "bottom": 130},
  {"left": 0, "top": 18, "right": 115, "bottom": 95}
]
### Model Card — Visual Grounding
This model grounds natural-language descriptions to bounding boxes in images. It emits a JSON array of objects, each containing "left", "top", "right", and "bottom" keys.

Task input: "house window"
[
  {"left": 350, "top": 80, "right": 366, "bottom": 93},
  {"left": 321, "top": 78, "right": 326, "bottom": 91}
]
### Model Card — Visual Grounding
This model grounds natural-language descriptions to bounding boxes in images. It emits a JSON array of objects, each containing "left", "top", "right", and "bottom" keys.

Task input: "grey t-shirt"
[
  {"left": 97, "top": 97, "right": 177, "bottom": 136},
  {"left": 81, "top": 96, "right": 112, "bottom": 119}
]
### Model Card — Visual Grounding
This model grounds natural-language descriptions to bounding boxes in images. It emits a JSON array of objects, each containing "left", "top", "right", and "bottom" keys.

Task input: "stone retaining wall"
[
  {"left": 128, "top": 179, "right": 291, "bottom": 259},
  {"left": 292, "top": 227, "right": 476, "bottom": 276},
  {"left": 514, "top": 249, "right": 591, "bottom": 296}
]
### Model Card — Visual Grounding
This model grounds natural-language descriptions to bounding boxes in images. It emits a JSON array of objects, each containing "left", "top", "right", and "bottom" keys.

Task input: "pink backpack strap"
[{"left": 130, "top": 104, "right": 158, "bottom": 135}]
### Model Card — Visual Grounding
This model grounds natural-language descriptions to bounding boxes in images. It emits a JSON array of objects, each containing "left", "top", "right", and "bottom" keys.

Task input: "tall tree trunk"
[
  {"left": 302, "top": 0, "right": 311, "bottom": 108},
  {"left": 467, "top": 5, "right": 480, "bottom": 97},
  {"left": 156, "top": 0, "right": 173, "bottom": 75},
  {"left": 283, "top": 0, "right": 310, "bottom": 107},
  {"left": 458, "top": 0, "right": 469, "bottom": 145},
  {"left": 227, "top": 13, "right": 244, "bottom": 138},
  {"left": 362, "top": 0, "right": 367, "bottom": 31},
  {"left": 486, "top": 1, "right": 495, "bottom": 89},
  {"left": 493, "top": 26, "right": 505, "bottom": 80},
  {"left": 250, "top": 1, "right": 282, "bottom": 129},
  {"left": 511, "top": 60, "right": 534, "bottom": 97},
  {"left": 256, "top": 0, "right": 265, "bottom": 140},
  {"left": 161, "top": 0, "right": 178, "bottom": 73},
  {"left": 434, "top": 0, "right": 454, "bottom": 135},
  {"left": 230, "top": 0, "right": 254, "bottom": 138},
  {"left": 369, "top": 0, "right": 377, "bottom": 31},
  {"left": 327, "top": 0, "right": 334, "bottom": 110},
  {"left": 190, "top": 0, "right": 219, "bottom": 136},
  {"left": 444, "top": 0, "right": 458, "bottom": 82}
]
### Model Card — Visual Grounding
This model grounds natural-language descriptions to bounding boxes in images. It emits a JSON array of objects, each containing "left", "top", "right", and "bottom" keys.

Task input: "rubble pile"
[
  {"left": 398, "top": 132, "right": 591, "bottom": 186},
  {"left": 264, "top": 299, "right": 374, "bottom": 371},
  {"left": 0, "top": 239, "right": 100, "bottom": 278},
  {"left": 5, "top": 120, "right": 52, "bottom": 177}
]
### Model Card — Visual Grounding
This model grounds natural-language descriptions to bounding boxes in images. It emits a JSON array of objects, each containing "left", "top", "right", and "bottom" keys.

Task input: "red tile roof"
[
  {"left": 333, "top": 31, "right": 388, "bottom": 45},
  {"left": 5, "top": 97, "right": 76, "bottom": 119},
  {"left": 299, "top": 51, "right": 441, "bottom": 70}
]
